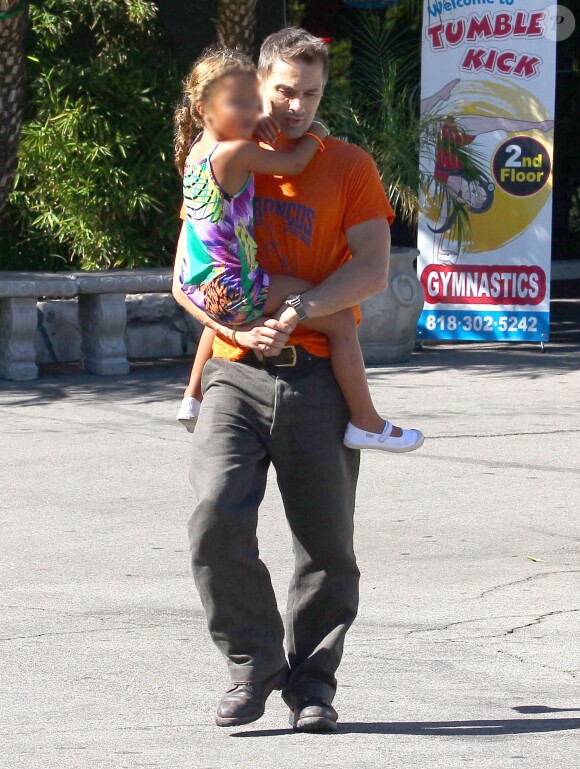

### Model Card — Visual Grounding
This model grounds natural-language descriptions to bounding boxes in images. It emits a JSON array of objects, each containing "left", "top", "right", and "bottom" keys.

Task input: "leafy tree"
[
  {"left": 318, "top": 0, "right": 578, "bottom": 258},
  {"left": 322, "top": 13, "right": 488, "bottom": 250},
  {"left": 1, "top": 0, "right": 181, "bottom": 271}
]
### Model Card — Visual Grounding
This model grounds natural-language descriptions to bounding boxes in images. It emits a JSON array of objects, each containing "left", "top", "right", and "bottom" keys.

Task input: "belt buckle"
[{"left": 272, "top": 345, "right": 297, "bottom": 367}]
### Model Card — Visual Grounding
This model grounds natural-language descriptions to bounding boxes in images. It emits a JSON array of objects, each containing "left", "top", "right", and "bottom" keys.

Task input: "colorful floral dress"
[{"left": 179, "top": 142, "right": 269, "bottom": 325}]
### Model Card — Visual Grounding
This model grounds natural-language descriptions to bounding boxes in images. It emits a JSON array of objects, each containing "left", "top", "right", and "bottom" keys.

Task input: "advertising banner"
[{"left": 416, "top": 1, "right": 560, "bottom": 344}]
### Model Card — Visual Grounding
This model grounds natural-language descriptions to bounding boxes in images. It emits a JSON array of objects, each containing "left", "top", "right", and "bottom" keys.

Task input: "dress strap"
[
  {"left": 207, "top": 142, "right": 221, "bottom": 162},
  {"left": 189, "top": 131, "right": 203, "bottom": 151}
]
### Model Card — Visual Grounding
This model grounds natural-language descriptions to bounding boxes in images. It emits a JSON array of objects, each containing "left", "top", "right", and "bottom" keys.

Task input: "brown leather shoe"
[
  {"left": 289, "top": 696, "right": 338, "bottom": 732},
  {"left": 215, "top": 667, "right": 288, "bottom": 727}
]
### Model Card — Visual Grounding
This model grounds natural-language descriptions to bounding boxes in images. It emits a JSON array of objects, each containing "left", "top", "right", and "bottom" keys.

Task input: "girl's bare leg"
[
  {"left": 304, "top": 310, "right": 402, "bottom": 435},
  {"left": 265, "top": 276, "right": 403, "bottom": 436},
  {"left": 184, "top": 326, "right": 216, "bottom": 400}
]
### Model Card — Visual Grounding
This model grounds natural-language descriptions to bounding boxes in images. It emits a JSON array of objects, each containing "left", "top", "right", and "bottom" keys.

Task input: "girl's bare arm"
[{"left": 216, "top": 121, "right": 327, "bottom": 178}]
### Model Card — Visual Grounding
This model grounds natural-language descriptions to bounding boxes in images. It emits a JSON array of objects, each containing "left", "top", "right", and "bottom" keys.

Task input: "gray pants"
[{"left": 188, "top": 351, "right": 360, "bottom": 705}]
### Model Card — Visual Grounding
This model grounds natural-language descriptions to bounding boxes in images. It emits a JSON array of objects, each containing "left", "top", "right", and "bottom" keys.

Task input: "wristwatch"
[{"left": 285, "top": 293, "right": 309, "bottom": 321}]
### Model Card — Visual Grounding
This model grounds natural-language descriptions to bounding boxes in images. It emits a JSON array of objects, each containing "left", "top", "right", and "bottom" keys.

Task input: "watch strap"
[{"left": 285, "top": 294, "right": 309, "bottom": 321}]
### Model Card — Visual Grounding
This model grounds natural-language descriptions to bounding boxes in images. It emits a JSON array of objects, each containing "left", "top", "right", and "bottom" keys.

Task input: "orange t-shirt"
[{"left": 180, "top": 138, "right": 395, "bottom": 359}]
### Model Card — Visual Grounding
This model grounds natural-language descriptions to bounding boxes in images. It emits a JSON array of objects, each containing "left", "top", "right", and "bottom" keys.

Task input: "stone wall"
[
  {"left": 30, "top": 246, "right": 424, "bottom": 367},
  {"left": 35, "top": 294, "right": 201, "bottom": 365}
]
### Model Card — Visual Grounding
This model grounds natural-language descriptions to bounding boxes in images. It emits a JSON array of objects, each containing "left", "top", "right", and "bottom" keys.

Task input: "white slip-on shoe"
[
  {"left": 344, "top": 420, "right": 424, "bottom": 453},
  {"left": 176, "top": 396, "right": 201, "bottom": 433}
]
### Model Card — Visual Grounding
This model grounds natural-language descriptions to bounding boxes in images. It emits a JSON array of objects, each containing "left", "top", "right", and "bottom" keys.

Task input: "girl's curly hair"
[{"left": 174, "top": 46, "right": 257, "bottom": 177}]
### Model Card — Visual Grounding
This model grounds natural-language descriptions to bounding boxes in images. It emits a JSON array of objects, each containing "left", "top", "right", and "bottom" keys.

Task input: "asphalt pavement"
[{"left": 1, "top": 339, "right": 579, "bottom": 769}]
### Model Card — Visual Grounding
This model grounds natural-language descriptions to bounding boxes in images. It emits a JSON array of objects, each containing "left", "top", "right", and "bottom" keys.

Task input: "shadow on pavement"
[
  {"left": 512, "top": 705, "right": 580, "bottom": 714},
  {"left": 0, "top": 359, "right": 192, "bottom": 406},
  {"left": 1, "top": 339, "right": 578, "bottom": 406},
  {"left": 368, "top": 341, "right": 580, "bottom": 380},
  {"left": 232, "top": 715, "right": 580, "bottom": 737}
]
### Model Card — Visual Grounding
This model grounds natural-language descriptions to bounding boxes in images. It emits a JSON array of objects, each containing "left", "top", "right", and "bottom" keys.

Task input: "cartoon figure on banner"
[{"left": 420, "top": 78, "right": 554, "bottom": 265}]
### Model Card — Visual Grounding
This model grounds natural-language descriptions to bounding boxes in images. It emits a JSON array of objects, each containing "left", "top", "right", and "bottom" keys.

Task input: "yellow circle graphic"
[{"left": 423, "top": 79, "right": 553, "bottom": 254}]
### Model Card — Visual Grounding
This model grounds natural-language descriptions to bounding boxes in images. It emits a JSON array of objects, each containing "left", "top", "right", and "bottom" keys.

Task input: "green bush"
[{"left": 1, "top": 0, "right": 182, "bottom": 271}]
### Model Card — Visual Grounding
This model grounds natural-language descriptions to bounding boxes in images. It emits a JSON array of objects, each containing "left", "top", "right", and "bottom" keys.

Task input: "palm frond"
[{"left": 321, "top": 13, "right": 489, "bottom": 249}]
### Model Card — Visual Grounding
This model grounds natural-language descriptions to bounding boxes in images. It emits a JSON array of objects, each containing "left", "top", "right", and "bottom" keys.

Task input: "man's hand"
[{"left": 234, "top": 316, "right": 291, "bottom": 358}]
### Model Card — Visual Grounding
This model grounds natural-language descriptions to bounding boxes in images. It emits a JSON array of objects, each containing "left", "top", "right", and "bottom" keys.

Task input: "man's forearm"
[
  {"left": 301, "top": 254, "right": 388, "bottom": 318},
  {"left": 300, "top": 220, "right": 391, "bottom": 319}
]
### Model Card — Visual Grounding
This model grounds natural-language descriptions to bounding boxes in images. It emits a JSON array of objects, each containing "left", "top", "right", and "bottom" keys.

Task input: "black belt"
[{"left": 244, "top": 345, "right": 325, "bottom": 368}]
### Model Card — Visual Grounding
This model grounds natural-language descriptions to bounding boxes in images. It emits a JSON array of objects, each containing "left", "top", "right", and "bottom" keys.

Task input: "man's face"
[{"left": 261, "top": 57, "right": 325, "bottom": 139}]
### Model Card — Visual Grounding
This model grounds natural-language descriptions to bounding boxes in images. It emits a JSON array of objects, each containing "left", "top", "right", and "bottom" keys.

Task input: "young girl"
[{"left": 174, "top": 46, "right": 424, "bottom": 453}]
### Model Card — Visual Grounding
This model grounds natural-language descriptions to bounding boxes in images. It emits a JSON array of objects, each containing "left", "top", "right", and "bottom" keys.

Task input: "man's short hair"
[{"left": 258, "top": 27, "right": 329, "bottom": 84}]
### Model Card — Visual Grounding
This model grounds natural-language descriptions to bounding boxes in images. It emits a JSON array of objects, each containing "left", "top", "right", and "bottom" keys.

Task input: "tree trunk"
[{"left": 0, "top": 0, "right": 27, "bottom": 216}]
